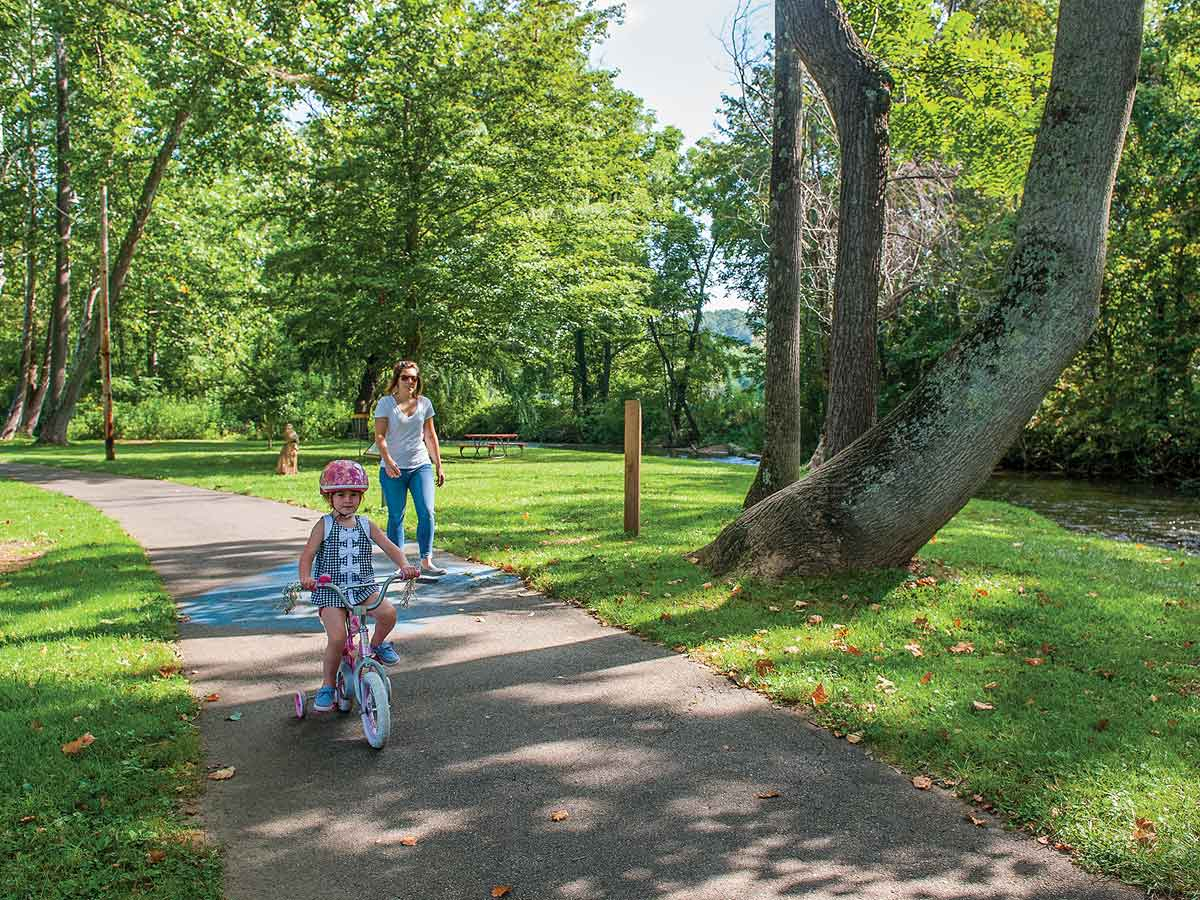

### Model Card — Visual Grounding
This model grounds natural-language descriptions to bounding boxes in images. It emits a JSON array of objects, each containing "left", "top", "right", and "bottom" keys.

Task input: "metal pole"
[
  {"left": 623, "top": 398, "right": 641, "bottom": 535},
  {"left": 99, "top": 183, "right": 114, "bottom": 460}
]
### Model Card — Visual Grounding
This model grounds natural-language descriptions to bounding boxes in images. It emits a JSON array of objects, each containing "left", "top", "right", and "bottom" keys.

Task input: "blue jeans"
[{"left": 378, "top": 464, "right": 436, "bottom": 558}]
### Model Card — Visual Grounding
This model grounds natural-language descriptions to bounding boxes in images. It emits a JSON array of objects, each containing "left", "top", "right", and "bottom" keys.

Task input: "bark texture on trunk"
[
  {"left": 696, "top": 0, "right": 1143, "bottom": 577},
  {"left": 21, "top": 321, "right": 53, "bottom": 435},
  {"left": 1, "top": 148, "right": 38, "bottom": 440},
  {"left": 790, "top": 0, "right": 891, "bottom": 460},
  {"left": 744, "top": 1, "right": 806, "bottom": 508},
  {"left": 37, "top": 106, "right": 191, "bottom": 443},
  {"left": 45, "top": 32, "right": 73, "bottom": 430}
]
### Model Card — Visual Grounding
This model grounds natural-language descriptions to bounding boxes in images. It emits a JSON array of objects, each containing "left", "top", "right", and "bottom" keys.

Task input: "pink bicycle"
[{"left": 282, "top": 570, "right": 416, "bottom": 749}]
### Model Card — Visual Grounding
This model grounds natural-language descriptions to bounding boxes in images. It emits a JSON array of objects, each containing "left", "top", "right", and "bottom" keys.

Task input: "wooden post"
[
  {"left": 98, "top": 183, "right": 114, "bottom": 460},
  {"left": 624, "top": 398, "right": 641, "bottom": 535}
]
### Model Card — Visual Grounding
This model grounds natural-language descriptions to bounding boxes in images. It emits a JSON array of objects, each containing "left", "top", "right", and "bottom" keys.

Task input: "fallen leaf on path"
[
  {"left": 203, "top": 693, "right": 220, "bottom": 702},
  {"left": 226, "top": 712, "right": 243, "bottom": 722},
  {"left": 549, "top": 810, "right": 568, "bottom": 822},
  {"left": 912, "top": 775, "right": 933, "bottom": 790},
  {"left": 399, "top": 835, "right": 418, "bottom": 846},
  {"left": 755, "top": 790, "right": 781, "bottom": 799},
  {"left": 491, "top": 887, "right": 512, "bottom": 898},
  {"left": 61, "top": 733, "right": 95, "bottom": 755},
  {"left": 846, "top": 734, "right": 863, "bottom": 744},
  {"left": 207, "top": 767, "right": 236, "bottom": 781},
  {"left": 811, "top": 683, "right": 829, "bottom": 706}
]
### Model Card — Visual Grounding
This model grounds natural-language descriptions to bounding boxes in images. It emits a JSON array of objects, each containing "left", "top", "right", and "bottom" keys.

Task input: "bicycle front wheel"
[{"left": 360, "top": 670, "right": 390, "bottom": 749}]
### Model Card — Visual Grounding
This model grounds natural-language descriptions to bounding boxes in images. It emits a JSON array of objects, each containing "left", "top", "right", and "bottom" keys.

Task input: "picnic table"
[{"left": 458, "top": 433, "right": 525, "bottom": 458}]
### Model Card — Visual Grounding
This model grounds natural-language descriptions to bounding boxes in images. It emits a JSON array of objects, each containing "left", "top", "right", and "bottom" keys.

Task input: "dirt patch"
[{"left": 0, "top": 540, "right": 46, "bottom": 574}]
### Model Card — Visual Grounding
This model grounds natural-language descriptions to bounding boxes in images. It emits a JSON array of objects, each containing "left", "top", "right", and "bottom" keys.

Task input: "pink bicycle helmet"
[{"left": 319, "top": 459, "right": 369, "bottom": 495}]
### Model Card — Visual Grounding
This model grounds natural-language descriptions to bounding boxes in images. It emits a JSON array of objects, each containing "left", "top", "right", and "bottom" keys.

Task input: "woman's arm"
[
  {"left": 375, "top": 417, "right": 400, "bottom": 478},
  {"left": 298, "top": 521, "right": 323, "bottom": 589},
  {"left": 423, "top": 417, "right": 445, "bottom": 486}
]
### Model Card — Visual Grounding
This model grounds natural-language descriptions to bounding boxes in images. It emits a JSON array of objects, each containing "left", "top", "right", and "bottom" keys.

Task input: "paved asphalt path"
[{"left": 3, "top": 462, "right": 1139, "bottom": 900}]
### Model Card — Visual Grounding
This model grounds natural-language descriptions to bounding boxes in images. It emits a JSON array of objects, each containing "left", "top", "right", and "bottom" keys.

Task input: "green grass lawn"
[
  {"left": 0, "top": 477, "right": 220, "bottom": 899},
  {"left": 3, "top": 438, "right": 1198, "bottom": 897}
]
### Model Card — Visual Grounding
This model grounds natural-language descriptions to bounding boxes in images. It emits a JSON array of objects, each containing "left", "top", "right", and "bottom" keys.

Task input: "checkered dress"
[{"left": 310, "top": 514, "right": 377, "bottom": 608}]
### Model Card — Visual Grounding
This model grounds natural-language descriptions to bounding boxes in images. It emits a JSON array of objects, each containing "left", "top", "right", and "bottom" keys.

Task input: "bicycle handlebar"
[{"left": 313, "top": 570, "right": 417, "bottom": 612}]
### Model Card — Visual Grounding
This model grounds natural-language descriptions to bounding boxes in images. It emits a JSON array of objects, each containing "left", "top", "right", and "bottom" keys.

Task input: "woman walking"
[{"left": 373, "top": 360, "right": 447, "bottom": 576}]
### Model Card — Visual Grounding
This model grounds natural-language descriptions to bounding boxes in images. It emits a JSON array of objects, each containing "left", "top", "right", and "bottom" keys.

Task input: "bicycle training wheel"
[
  {"left": 293, "top": 690, "right": 306, "bottom": 719},
  {"left": 359, "top": 671, "right": 390, "bottom": 749}
]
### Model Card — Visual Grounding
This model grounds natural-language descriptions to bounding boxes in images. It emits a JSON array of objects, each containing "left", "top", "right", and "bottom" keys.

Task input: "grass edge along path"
[
  {"left": 0, "top": 477, "right": 220, "bottom": 900},
  {"left": 1, "top": 439, "right": 1197, "bottom": 898}
]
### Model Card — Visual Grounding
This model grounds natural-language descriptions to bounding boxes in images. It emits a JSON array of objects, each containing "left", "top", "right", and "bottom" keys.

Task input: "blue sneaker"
[
  {"left": 313, "top": 685, "right": 336, "bottom": 712},
  {"left": 371, "top": 642, "right": 400, "bottom": 666}
]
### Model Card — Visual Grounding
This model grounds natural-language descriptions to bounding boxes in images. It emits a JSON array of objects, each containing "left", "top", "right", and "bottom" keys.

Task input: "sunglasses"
[{"left": 398, "top": 374, "right": 418, "bottom": 383}]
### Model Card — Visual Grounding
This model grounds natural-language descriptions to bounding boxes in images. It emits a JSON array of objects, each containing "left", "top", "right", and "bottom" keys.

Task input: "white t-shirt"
[{"left": 373, "top": 394, "right": 435, "bottom": 469}]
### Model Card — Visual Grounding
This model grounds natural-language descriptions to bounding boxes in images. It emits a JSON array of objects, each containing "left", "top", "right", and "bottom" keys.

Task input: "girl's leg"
[
  {"left": 368, "top": 595, "right": 396, "bottom": 646},
  {"left": 318, "top": 608, "right": 349, "bottom": 687},
  {"left": 377, "top": 467, "right": 408, "bottom": 548},
  {"left": 407, "top": 464, "right": 437, "bottom": 560}
]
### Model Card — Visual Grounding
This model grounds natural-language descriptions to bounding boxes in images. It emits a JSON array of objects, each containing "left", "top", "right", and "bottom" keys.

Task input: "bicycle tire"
[{"left": 360, "top": 670, "right": 390, "bottom": 749}]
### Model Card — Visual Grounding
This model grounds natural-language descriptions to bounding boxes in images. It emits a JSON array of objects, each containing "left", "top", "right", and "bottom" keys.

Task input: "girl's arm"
[
  {"left": 369, "top": 520, "right": 420, "bottom": 579},
  {"left": 423, "top": 416, "right": 445, "bottom": 486},
  {"left": 298, "top": 521, "right": 323, "bottom": 589},
  {"left": 375, "top": 417, "right": 400, "bottom": 478}
]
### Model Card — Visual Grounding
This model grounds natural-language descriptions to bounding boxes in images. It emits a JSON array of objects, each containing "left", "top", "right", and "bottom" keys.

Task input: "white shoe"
[{"left": 421, "top": 560, "right": 447, "bottom": 577}]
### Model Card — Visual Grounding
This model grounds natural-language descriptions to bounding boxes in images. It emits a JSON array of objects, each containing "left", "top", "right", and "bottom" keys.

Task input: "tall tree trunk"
[
  {"left": 43, "top": 31, "right": 73, "bottom": 434},
  {"left": 1, "top": 139, "right": 39, "bottom": 440},
  {"left": 791, "top": 0, "right": 892, "bottom": 461},
  {"left": 37, "top": 105, "right": 191, "bottom": 444},
  {"left": 744, "top": 1, "right": 807, "bottom": 507},
  {"left": 21, "top": 322, "right": 53, "bottom": 436},
  {"left": 572, "top": 328, "right": 590, "bottom": 415},
  {"left": 355, "top": 352, "right": 382, "bottom": 413},
  {"left": 695, "top": 0, "right": 1143, "bottom": 577}
]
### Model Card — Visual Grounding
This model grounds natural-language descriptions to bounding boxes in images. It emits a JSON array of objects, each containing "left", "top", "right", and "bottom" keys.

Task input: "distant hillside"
[{"left": 702, "top": 308, "right": 753, "bottom": 344}]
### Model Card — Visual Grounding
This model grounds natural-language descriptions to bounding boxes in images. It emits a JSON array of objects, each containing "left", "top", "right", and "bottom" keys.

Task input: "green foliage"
[{"left": 1013, "top": 3, "right": 1200, "bottom": 479}]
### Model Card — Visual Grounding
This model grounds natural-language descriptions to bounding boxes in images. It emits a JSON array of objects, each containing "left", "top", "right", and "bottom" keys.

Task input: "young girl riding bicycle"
[{"left": 299, "top": 459, "right": 420, "bottom": 712}]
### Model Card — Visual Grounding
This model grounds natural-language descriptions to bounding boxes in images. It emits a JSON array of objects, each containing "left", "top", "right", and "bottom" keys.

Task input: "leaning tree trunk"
[
  {"left": 744, "top": 1, "right": 807, "bottom": 507},
  {"left": 695, "top": 0, "right": 1143, "bottom": 577},
  {"left": 37, "top": 105, "right": 191, "bottom": 444},
  {"left": 794, "top": 0, "right": 892, "bottom": 461},
  {"left": 21, "top": 322, "right": 53, "bottom": 436},
  {"left": 1, "top": 145, "right": 38, "bottom": 440}
]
